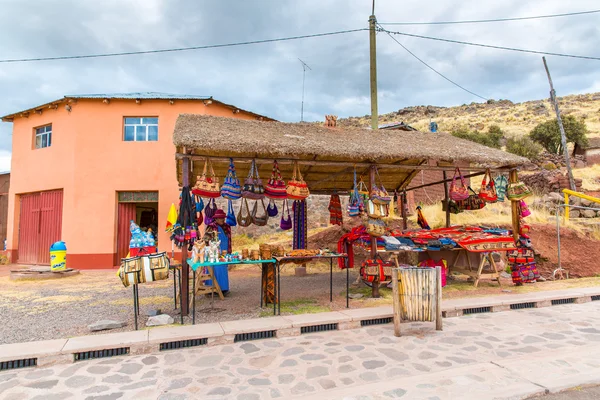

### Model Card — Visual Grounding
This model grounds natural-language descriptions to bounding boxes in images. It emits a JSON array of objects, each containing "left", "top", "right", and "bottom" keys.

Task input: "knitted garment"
[
  {"left": 293, "top": 200, "right": 307, "bottom": 250},
  {"left": 328, "top": 194, "right": 343, "bottom": 226}
]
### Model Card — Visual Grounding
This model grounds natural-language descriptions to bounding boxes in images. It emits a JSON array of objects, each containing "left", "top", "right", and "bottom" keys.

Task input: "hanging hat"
[{"left": 213, "top": 209, "right": 227, "bottom": 219}]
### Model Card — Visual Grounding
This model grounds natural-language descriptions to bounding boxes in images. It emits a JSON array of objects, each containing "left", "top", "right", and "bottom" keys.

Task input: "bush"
[
  {"left": 505, "top": 136, "right": 543, "bottom": 161},
  {"left": 451, "top": 125, "right": 504, "bottom": 149},
  {"left": 529, "top": 115, "right": 588, "bottom": 154}
]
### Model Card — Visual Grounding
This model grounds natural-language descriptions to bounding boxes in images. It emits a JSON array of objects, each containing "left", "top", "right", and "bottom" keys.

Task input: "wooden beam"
[
  {"left": 510, "top": 169, "right": 520, "bottom": 242},
  {"left": 369, "top": 165, "right": 380, "bottom": 299},
  {"left": 442, "top": 170, "right": 450, "bottom": 228},
  {"left": 405, "top": 171, "right": 486, "bottom": 192},
  {"left": 181, "top": 155, "right": 190, "bottom": 317}
]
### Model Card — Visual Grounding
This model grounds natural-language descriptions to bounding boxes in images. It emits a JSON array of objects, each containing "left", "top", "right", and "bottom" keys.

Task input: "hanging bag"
[
  {"left": 203, "top": 198, "right": 218, "bottom": 225},
  {"left": 520, "top": 200, "right": 531, "bottom": 218},
  {"left": 221, "top": 158, "right": 242, "bottom": 200},
  {"left": 237, "top": 198, "right": 253, "bottom": 227},
  {"left": 280, "top": 199, "right": 292, "bottom": 230},
  {"left": 494, "top": 175, "right": 509, "bottom": 202},
  {"left": 507, "top": 181, "right": 532, "bottom": 201},
  {"left": 366, "top": 199, "right": 387, "bottom": 219},
  {"left": 457, "top": 187, "right": 486, "bottom": 211},
  {"left": 192, "top": 158, "right": 221, "bottom": 198},
  {"left": 348, "top": 168, "right": 363, "bottom": 217},
  {"left": 267, "top": 198, "right": 278, "bottom": 217},
  {"left": 449, "top": 167, "right": 469, "bottom": 201},
  {"left": 286, "top": 161, "right": 310, "bottom": 200},
  {"left": 226, "top": 199, "right": 237, "bottom": 227},
  {"left": 479, "top": 168, "right": 498, "bottom": 203},
  {"left": 365, "top": 217, "right": 386, "bottom": 237},
  {"left": 265, "top": 160, "right": 288, "bottom": 199},
  {"left": 357, "top": 178, "right": 370, "bottom": 202},
  {"left": 242, "top": 159, "right": 265, "bottom": 200},
  {"left": 252, "top": 198, "right": 269, "bottom": 226},
  {"left": 371, "top": 167, "right": 392, "bottom": 205}
]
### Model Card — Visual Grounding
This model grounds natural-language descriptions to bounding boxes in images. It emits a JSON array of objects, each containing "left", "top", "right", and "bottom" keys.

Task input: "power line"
[
  {"left": 381, "top": 28, "right": 600, "bottom": 61},
  {"left": 379, "top": 25, "right": 488, "bottom": 101},
  {"left": 379, "top": 9, "right": 600, "bottom": 25},
  {"left": 0, "top": 28, "right": 367, "bottom": 64}
]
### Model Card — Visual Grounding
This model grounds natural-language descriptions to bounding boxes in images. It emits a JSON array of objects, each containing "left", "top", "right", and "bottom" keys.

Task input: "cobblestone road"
[{"left": 3, "top": 302, "right": 600, "bottom": 399}]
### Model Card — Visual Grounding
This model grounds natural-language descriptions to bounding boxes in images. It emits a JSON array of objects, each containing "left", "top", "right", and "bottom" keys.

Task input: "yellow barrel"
[{"left": 50, "top": 241, "right": 67, "bottom": 271}]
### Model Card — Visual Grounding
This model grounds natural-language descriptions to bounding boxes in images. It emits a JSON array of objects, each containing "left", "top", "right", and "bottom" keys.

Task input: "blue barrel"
[{"left": 50, "top": 241, "right": 67, "bottom": 271}]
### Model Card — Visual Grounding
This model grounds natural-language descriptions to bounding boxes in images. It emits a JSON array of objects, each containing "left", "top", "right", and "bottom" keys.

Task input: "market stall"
[{"left": 171, "top": 114, "right": 528, "bottom": 317}]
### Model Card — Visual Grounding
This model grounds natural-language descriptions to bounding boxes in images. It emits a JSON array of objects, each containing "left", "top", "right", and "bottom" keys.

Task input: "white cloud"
[{"left": 0, "top": 150, "right": 11, "bottom": 172}]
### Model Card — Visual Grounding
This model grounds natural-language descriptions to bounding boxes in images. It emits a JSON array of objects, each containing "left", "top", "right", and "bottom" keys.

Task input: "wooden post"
[
  {"left": 442, "top": 170, "right": 450, "bottom": 228},
  {"left": 543, "top": 57, "right": 576, "bottom": 191},
  {"left": 509, "top": 169, "right": 520, "bottom": 242},
  {"left": 400, "top": 191, "right": 408, "bottom": 230},
  {"left": 369, "top": 13, "right": 378, "bottom": 130},
  {"left": 181, "top": 155, "right": 190, "bottom": 316},
  {"left": 392, "top": 268, "right": 401, "bottom": 337},
  {"left": 369, "top": 165, "right": 380, "bottom": 298},
  {"left": 435, "top": 266, "right": 442, "bottom": 331}
]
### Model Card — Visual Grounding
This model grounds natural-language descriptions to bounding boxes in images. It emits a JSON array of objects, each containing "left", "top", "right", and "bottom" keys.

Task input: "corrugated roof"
[
  {"left": 64, "top": 92, "right": 212, "bottom": 100},
  {"left": 378, "top": 121, "right": 417, "bottom": 131}
]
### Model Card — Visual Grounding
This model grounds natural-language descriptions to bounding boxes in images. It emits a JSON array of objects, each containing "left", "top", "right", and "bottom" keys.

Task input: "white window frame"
[
  {"left": 35, "top": 124, "right": 52, "bottom": 149},
  {"left": 123, "top": 117, "right": 159, "bottom": 142}
]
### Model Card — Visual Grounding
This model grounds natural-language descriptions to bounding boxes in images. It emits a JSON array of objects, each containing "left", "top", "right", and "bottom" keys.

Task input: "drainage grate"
[
  {"left": 463, "top": 306, "right": 491, "bottom": 315},
  {"left": 361, "top": 317, "right": 393, "bottom": 327},
  {"left": 0, "top": 358, "right": 37, "bottom": 371},
  {"left": 592, "top": 295, "right": 600, "bottom": 301},
  {"left": 234, "top": 330, "right": 275, "bottom": 343},
  {"left": 301, "top": 323, "right": 338, "bottom": 334},
  {"left": 160, "top": 338, "right": 208, "bottom": 351},
  {"left": 74, "top": 347, "right": 130, "bottom": 362},
  {"left": 551, "top": 298, "right": 575, "bottom": 306},
  {"left": 510, "top": 302, "right": 536, "bottom": 310}
]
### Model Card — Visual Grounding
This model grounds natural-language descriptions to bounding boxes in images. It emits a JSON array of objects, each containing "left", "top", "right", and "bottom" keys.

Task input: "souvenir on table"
[
  {"left": 242, "top": 159, "right": 265, "bottom": 200},
  {"left": 221, "top": 158, "right": 242, "bottom": 200},
  {"left": 449, "top": 167, "right": 469, "bottom": 201},
  {"left": 478, "top": 168, "right": 498, "bottom": 202},
  {"left": 226, "top": 199, "right": 237, "bottom": 227},
  {"left": 267, "top": 199, "right": 278, "bottom": 217},
  {"left": 192, "top": 158, "right": 221, "bottom": 198},
  {"left": 494, "top": 175, "right": 509, "bottom": 202},
  {"left": 507, "top": 181, "right": 532, "bottom": 201},
  {"left": 286, "top": 161, "right": 310, "bottom": 200},
  {"left": 265, "top": 160, "right": 288, "bottom": 199},
  {"left": 237, "top": 198, "right": 253, "bottom": 227},
  {"left": 519, "top": 200, "right": 531, "bottom": 218},
  {"left": 252, "top": 198, "right": 269, "bottom": 226},
  {"left": 280, "top": 199, "right": 292, "bottom": 230},
  {"left": 370, "top": 168, "right": 391, "bottom": 205}
]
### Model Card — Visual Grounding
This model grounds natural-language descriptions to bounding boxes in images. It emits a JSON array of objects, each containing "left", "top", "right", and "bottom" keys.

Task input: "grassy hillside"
[{"left": 339, "top": 92, "right": 600, "bottom": 139}]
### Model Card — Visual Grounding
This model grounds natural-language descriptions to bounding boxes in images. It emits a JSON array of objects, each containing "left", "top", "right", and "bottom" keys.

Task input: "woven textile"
[
  {"left": 328, "top": 194, "right": 343, "bottom": 226},
  {"left": 293, "top": 200, "right": 307, "bottom": 250}
]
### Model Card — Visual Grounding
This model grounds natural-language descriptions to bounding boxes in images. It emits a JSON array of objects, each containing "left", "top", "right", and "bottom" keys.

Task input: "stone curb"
[{"left": 1, "top": 287, "right": 599, "bottom": 370}]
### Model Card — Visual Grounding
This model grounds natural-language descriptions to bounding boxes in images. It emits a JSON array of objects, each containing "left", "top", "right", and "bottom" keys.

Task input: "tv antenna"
[{"left": 298, "top": 58, "right": 312, "bottom": 122}]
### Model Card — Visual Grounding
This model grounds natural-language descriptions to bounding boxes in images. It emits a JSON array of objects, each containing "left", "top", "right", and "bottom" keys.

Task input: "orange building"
[{"left": 1, "top": 93, "right": 272, "bottom": 269}]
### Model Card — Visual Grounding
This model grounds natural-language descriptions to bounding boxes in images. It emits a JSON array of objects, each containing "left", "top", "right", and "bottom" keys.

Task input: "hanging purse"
[
  {"left": 365, "top": 217, "right": 386, "bottom": 237},
  {"left": 494, "top": 175, "right": 508, "bottom": 202},
  {"left": 449, "top": 167, "right": 469, "bottom": 201},
  {"left": 226, "top": 199, "right": 237, "bottom": 227},
  {"left": 520, "top": 200, "right": 531, "bottom": 218},
  {"left": 286, "top": 161, "right": 310, "bottom": 200},
  {"left": 371, "top": 167, "right": 392, "bottom": 205},
  {"left": 507, "top": 181, "right": 532, "bottom": 201},
  {"left": 237, "top": 198, "right": 253, "bottom": 227},
  {"left": 252, "top": 198, "right": 269, "bottom": 226},
  {"left": 192, "top": 158, "right": 221, "bottom": 198},
  {"left": 267, "top": 198, "right": 278, "bottom": 217},
  {"left": 242, "top": 159, "right": 265, "bottom": 199},
  {"left": 348, "top": 168, "right": 363, "bottom": 217},
  {"left": 265, "top": 160, "right": 288, "bottom": 199},
  {"left": 357, "top": 178, "right": 370, "bottom": 202},
  {"left": 280, "top": 199, "right": 292, "bottom": 230},
  {"left": 221, "top": 158, "right": 242, "bottom": 200},
  {"left": 479, "top": 168, "right": 498, "bottom": 203},
  {"left": 366, "top": 199, "right": 387, "bottom": 219},
  {"left": 195, "top": 196, "right": 204, "bottom": 213},
  {"left": 203, "top": 198, "right": 217, "bottom": 225},
  {"left": 441, "top": 199, "right": 463, "bottom": 214},
  {"left": 457, "top": 187, "right": 486, "bottom": 211}
]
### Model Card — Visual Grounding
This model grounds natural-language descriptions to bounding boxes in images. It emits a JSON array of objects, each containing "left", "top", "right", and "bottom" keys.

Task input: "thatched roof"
[{"left": 173, "top": 114, "right": 527, "bottom": 193}]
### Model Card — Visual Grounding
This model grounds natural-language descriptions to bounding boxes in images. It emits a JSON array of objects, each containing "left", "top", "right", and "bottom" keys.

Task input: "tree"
[
  {"left": 451, "top": 125, "right": 504, "bottom": 149},
  {"left": 505, "top": 136, "right": 543, "bottom": 161},
  {"left": 529, "top": 115, "right": 588, "bottom": 154}
]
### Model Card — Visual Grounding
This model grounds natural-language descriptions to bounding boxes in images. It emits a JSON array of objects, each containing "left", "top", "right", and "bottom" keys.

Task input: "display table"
[{"left": 274, "top": 254, "right": 349, "bottom": 315}]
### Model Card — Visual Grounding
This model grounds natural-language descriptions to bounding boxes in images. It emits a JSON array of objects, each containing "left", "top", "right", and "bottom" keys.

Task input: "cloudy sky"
[{"left": 1, "top": 0, "right": 599, "bottom": 171}]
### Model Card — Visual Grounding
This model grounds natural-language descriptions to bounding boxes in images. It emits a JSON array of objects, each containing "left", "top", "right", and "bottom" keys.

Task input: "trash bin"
[{"left": 50, "top": 241, "right": 67, "bottom": 272}]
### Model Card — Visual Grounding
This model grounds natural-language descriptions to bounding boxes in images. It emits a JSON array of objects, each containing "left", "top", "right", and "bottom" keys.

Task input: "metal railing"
[{"left": 562, "top": 189, "right": 600, "bottom": 222}]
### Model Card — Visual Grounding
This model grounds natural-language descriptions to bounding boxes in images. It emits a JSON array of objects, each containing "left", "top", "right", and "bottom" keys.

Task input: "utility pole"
[
  {"left": 298, "top": 58, "right": 312, "bottom": 122},
  {"left": 369, "top": 1, "right": 378, "bottom": 130},
  {"left": 542, "top": 57, "right": 576, "bottom": 191}
]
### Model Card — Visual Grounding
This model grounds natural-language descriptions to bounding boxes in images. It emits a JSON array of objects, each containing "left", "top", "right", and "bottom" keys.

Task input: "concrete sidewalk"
[{"left": 2, "top": 300, "right": 600, "bottom": 399}]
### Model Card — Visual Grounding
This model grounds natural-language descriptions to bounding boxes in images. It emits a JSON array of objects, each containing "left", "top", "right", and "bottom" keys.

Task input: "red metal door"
[
  {"left": 116, "top": 203, "right": 136, "bottom": 264},
  {"left": 18, "top": 190, "right": 63, "bottom": 265}
]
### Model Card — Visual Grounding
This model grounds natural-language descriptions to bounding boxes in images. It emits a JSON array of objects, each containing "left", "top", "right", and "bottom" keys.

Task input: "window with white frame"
[
  {"left": 123, "top": 117, "right": 158, "bottom": 142},
  {"left": 35, "top": 125, "right": 52, "bottom": 149}
]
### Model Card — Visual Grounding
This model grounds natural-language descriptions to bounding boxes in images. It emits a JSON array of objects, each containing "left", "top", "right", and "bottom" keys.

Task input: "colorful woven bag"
[
  {"left": 280, "top": 199, "right": 292, "bottom": 230},
  {"left": 286, "top": 161, "right": 310, "bottom": 200},
  {"left": 242, "top": 159, "right": 265, "bottom": 200},
  {"left": 237, "top": 198, "right": 253, "bottom": 227},
  {"left": 449, "top": 167, "right": 469, "bottom": 201},
  {"left": 192, "top": 158, "right": 221, "bottom": 198},
  {"left": 265, "top": 160, "right": 288, "bottom": 199},
  {"left": 494, "top": 175, "right": 508, "bottom": 202},
  {"left": 370, "top": 167, "right": 391, "bottom": 205},
  {"left": 520, "top": 200, "right": 531, "bottom": 217},
  {"left": 348, "top": 168, "right": 363, "bottom": 217},
  {"left": 507, "top": 181, "right": 532, "bottom": 201},
  {"left": 226, "top": 199, "right": 237, "bottom": 227},
  {"left": 221, "top": 158, "right": 242, "bottom": 200},
  {"left": 479, "top": 168, "right": 498, "bottom": 203}
]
